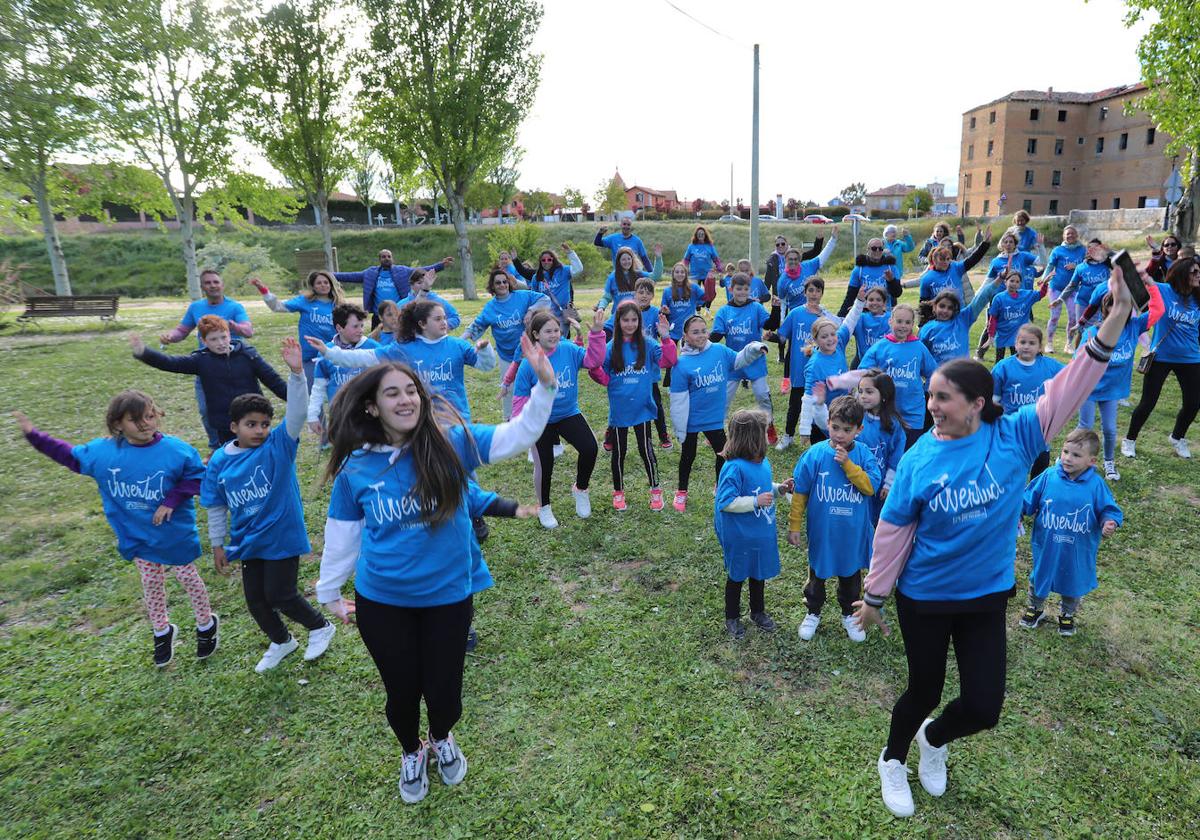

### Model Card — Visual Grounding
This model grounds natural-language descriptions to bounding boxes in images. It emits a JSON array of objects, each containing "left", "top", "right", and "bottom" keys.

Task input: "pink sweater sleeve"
[
  {"left": 1036, "top": 348, "right": 1107, "bottom": 444},
  {"left": 502, "top": 359, "right": 520, "bottom": 386},
  {"left": 582, "top": 329, "right": 606, "bottom": 369},
  {"left": 1147, "top": 282, "right": 1165, "bottom": 327},
  {"left": 510, "top": 394, "right": 529, "bottom": 418},
  {"left": 863, "top": 520, "right": 918, "bottom": 599},
  {"left": 588, "top": 366, "right": 611, "bottom": 386},
  {"left": 659, "top": 336, "right": 678, "bottom": 369}
]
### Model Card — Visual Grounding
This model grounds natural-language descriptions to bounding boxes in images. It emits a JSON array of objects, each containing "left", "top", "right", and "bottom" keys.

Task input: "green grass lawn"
[{"left": 1, "top": 282, "right": 1198, "bottom": 838}]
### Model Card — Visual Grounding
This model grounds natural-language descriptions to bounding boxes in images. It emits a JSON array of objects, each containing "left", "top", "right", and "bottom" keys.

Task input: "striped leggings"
[{"left": 135, "top": 559, "right": 212, "bottom": 633}]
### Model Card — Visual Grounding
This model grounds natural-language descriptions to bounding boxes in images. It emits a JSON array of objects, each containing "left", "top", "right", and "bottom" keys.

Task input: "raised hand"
[
  {"left": 128, "top": 333, "right": 147, "bottom": 356},
  {"left": 441, "top": 256, "right": 455, "bottom": 268},
  {"left": 883, "top": 268, "right": 894, "bottom": 281},
  {"left": 590, "top": 308, "right": 606, "bottom": 332},
  {"left": 653, "top": 243, "right": 663, "bottom": 257},
  {"left": 250, "top": 277, "right": 268, "bottom": 294},
  {"left": 983, "top": 224, "right": 993, "bottom": 240},
  {"left": 598, "top": 225, "right": 609, "bottom": 235},
  {"left": 304, "top": 335, "right": 331, "bottom": 355},
  {"left": 1036, "top": 231, "right": 1045, "bottom": 246},
  {"left": 521, "top": 333, "right": 556, "bottom": 388},
  {"left": 11, "top": 410, "right": 33, "bottom": 435},
  {"left": 560, "top": 242, "right": 571, "bottom": 254},
  {"left": 1145, "top": 234, "right": 1157, "bottom": 251},
  {"left": 830, "top": 224, "right": 840, "bottom": 238},
  {"left": 656, "top": 310, "right": 671, "bottom": 337},
  {"left": 280, "top": 336, "right": 303, "bottom": 373}
]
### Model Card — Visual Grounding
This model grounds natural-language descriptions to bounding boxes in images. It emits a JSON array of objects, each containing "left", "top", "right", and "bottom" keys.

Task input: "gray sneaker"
[
  {"left": 429, "top": 732, "right": 468, "bottom": 786},
  {"left": 399, "top": 744, "right": 429, "bottom": 803}
]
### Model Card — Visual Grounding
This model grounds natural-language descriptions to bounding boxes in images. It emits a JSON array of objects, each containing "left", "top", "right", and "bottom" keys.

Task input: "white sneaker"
[
  {"left": 572, "top": 485, "right": 591, "bottom": 518},
  {"left": 1118, "top": 398, "right": 1132, "bottom": 407},
  {"left": 843, "top": 614, "right": 866, "bottom": 643},
  {"left": 399, "top": 745, "right": 429, "bottom": 804},
  {"left": 1120, "top": 438, "right": 1136, "bottom": 458},
  {"left": 798, "top": 613, "right": 821, "bottom": 641},
  {"left": 775, "top": 434, "right": 794, "bottom": 451},
  {"left": 915, "top": 718, "right": 948, "bottom": 797},
  {"left": 537, "top": 505, "right": 559, "bottom": 529},
  {"left": 1104, "top": 460, "right": 1120, "bottom": 481},
  {"left": 303, "top": 621, "right": 336, "bottom": 661},
  {"left": 527, "top": 448, "right": 535, "bottom": 464},
  {"left": 877, "top": 749, "right": 915, "bottom": 817},
  {"left": 429, "top": 732, "right": 468, "bottom": 786},
  {"left": 254, "top": 637, "right": 299, "bottom": 673},
  {"left": 1168, "top": 435, "right": 1192, "bottom": 459},
  {"left": 553, "top": 443, "right": 565, "bottom": 458}
]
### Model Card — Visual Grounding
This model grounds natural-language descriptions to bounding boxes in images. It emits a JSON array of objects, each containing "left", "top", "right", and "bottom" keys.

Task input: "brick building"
[
  {"left": 613, "top": 170, "right": 680, "bottom": 214},
  {"left": 958, "top": 84, "right": 1173, "bottom": 219}
]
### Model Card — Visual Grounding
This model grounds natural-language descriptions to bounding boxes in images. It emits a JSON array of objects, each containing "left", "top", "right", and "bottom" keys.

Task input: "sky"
[{"left": 512, "top": 0, "right": 1153, "bottom": 206}]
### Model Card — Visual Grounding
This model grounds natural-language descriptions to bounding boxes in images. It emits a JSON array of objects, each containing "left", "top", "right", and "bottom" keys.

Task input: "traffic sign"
[{"left": 1164, "top": 169, "right": 1184, "bottom": 204}]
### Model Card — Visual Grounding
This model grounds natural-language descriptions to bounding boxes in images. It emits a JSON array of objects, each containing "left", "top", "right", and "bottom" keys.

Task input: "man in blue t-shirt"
[
  {"left": 159, "top": 269, "right": 254, "bottom": 450},
  {"left": 594, "top": 218, "right": 651, "bottom": 270}
]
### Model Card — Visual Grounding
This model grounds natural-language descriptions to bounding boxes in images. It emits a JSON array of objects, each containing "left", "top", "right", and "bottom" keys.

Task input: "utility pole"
[{"left": 749, "top": 44, "right": 760, "bottom": 267}]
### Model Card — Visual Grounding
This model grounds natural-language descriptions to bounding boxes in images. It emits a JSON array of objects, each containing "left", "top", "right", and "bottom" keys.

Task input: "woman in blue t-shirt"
[
  {"left": 315, "top": 336, "right": 555, "bottom": 804},
  {"left": 1123, "top": 258, "right": 1200, "bottom": 460},
  {"left": 852, "top": 269, "right": 1135, "bottom": 818},
  {"left": 1041, "top": 225, "right": 1087, "bottom": 351},
  {"left": 683, "top": 225, "right": 722, "bottom": 281},
  {"left": 252, "top": 270, "right": 346, "bottom": 390}
]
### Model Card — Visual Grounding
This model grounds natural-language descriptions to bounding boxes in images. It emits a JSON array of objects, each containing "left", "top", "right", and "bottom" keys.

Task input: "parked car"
[
  {"left": 330, "top": 216, "right": 346, "bottom": 223},
  {"left": 841, "top": 213, "right": 869, "bottom": 223},
  {"left": 802, "top": 214, "right": 835, "bottom": 224},
  {"left": 717, "top": 214, "right": 746, "bottom": 222},
  {"left": 757, "top": 214, "right": 778, "bottom": 221}
]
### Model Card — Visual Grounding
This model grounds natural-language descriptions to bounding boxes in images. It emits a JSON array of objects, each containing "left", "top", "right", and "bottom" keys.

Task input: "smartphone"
[{"left": 1112, "top": 249, "right": 1150, "bottom": 313}]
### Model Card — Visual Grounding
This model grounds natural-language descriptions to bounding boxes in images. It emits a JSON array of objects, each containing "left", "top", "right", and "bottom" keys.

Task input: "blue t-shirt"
[
  {"left": 1152, "top": 282, "right": 1200, "bottom": 364},
  {"left": 397, "top": 335, "right": 479, "bottom": 420},
  {"left": 394, "top": 292, "right": 461, "bottom": 330},
  {"left": 986, "top": 251, "right": 1039, "bottom": 289},
  {"left": 988, "top": 289, "right": 1043, "bottom": 347},
  {"left": 805, "top": 321, "right": 855, "bottom": 403},
  {"left": 1015, "top": 226, "right": 1038, "bottom": 252},
  {"left": 71, "top": 435, "right": 205, "bottom": 566},
  {"left": 713, "top": 302, "right": 771, "bottom": 380},
  {"left": 920, "top": 314, "right": 972, "bottom": 365},
  {"left": 1068, "top": 261, "right": 1111, "bottom": 307},
  {"left": 856, "top": 412, "right": 907, "bottom": 523},
  {"left": 639, "top": 305, "right": 662, "bottom": 340},
  {"left": 327, "top": 424, "right": 497, "bottom": 607},
  {"left": 992, "top": 354, "right": 1064, "bottom": 415},
  {"left": 1023, "top": 463, "right": 1123, "bottom": 598},
  {"left": 181, "top": 297, "right": 249, "bottom": 347},
  {"left": 1045, "top": 244, "right": 1087, "bottom": 291},
  {"left": 1080, "top": 313, "right": 1150, "bottom": 401},
  {"left": 918, "top": 263, "right": 968, "bottom": 302},
  {"left": 792, "top": 440, "right": 880, "bottom": 578},
  {"left": 514, "top": 341, "right": 587, "bottom": 423},
  {"left": 848, "top": 262, "right": 894, "bottom": 296},
  {"left": 722, "top": 275, "right": 770, "bottom": 303},
  {"left": 776, "top": 256, "right": 824, "bottom": 312},
  {"left": 670, "top": 343, "right": 741, "bottom": 433},
  {"left": 314, "top": 337, "right": 381, "bottom": 408},
  {"left": 201, "top": 425, "right": 310, "bottom": 562},
  {"left": 600, "top": 232, "right": 650, "bottom": 269},
  {"left": 777, "top": 307, "right": 828, "bottom": 383},
  {"left": 660, "top": 284, "right": 706, "bottom": 340},
  {"left": 282, "top": 296, "right": 335, "bottom": 361},
  {"left": 854, "top": 311, "right": 891, "bottom": 360},
  {"left": 603, "top": 338, "right": 663, "bottom": 427},
  {"left": 858, "top": 338, "right": 937, "bottom": 428},
  {"left": 531, "top": 266, "right": 574, "bottom": 312},
  {"left": 684, "top": 243, "right": 720, "bottom": 280},
  {"left": 374, "top": 267, "right": 399, "bottom": 306},
  {"left": 377, "top": 330, "right": 396, "bottom": 346},
  {"left": 603, "top": 271, "right": 653, "bottom": 330},
  {"left": 474, "top": 290, "right": 547, "bottom": 362},
  {"left": 881, "top": 405, "right": 1047, "bottom": 601},
  {"left": 714, "top": 457, "right": 781, "bottom": 582}
]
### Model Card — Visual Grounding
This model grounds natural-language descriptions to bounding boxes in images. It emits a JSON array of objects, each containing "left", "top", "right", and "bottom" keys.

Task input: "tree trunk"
[
  {"left": 448, "top": 191, "right": 476, "bottom": 300},
  {"left": 31, "top": 171, "right": 72, "bottom": 296},
  {"left": 393, "top": 198, "right": 401, "bottom": 225},
  {"left": 316, "top": 191, "right": 335, "bottom": 271},
  {"left": 179, "top": 195, "right": 200, "bottom": 300},
  {"left": 1173, "top": 148, "right": 1199, "bottom": 242}
]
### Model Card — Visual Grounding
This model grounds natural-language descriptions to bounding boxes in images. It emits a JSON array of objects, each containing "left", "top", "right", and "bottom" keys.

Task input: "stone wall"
[{"left": 1067, "top": 207, "right": 1166, "bottom": 242}]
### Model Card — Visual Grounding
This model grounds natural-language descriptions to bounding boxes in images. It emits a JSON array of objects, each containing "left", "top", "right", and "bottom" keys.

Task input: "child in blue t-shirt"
[
  {"left": 714, "top": 410, "right": 793, "bottom": 639},
  {"left": 984, "top": 270, "right": 1049, "bottom": 361},
  {"left": 308, "top": 303, "right": 380, "bottom": 447},
  {"left": 788, "top": 396, "right": 881, "bottom": 643},
  {"left": 15, "top": 392, "right": 215, "bottom": 668},
  {"left": 1019, "top": 429, "right": 1123, "bottom": 636},
  {"left": 765, "top": 277, "right": 835, "bottom": 448},
  {"left": 634, "top": 278, "right": 671, "bottom": 447},
  {"left": 992, "top": 323, "right": 1064, "bottom": 479},
  {"left": 798, "top": 293, "right": 866, "bottom": 444},
  {"left": 852, "top": 369, "right": 907, "bottom": 525},
  {"left": 856, "top": 303, "right": 937, "bottom": 449},
  {"left": 202, "top": 337, "right": 335, "bottom": 673},
  {"left": 370, "top": 299, "right": 401, "bottom": 346},
  {"left": 711, "top": 273, "right": 780, "bottom": 444},
  {"left": 395, "top": 268, "right": 461, "bottom": 330}
]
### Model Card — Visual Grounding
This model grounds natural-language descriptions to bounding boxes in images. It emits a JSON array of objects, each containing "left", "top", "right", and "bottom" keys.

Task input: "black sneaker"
[
  {"left": 465, "top": 626, "right": 478, "bottom": 652},
  {"left": 750, "top": 611, "right": 777, "bottom": 632},
  {"left": 196, "top": 613, "right": 220, "bottom": 659},
  {"left": 1019, "top": 607, "right": 1046, "bottom": 629},
  {"left": 1058, "top": 615, "right": 1076, "bottom": 637},
  {"left": 154, "top": 623, "right": 179, "bottom": 668},
  {"left": 725, "top": 618, "right": 746, "bottom": 640}
]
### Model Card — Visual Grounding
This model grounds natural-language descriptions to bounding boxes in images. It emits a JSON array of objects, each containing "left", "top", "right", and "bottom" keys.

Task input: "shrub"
[
  {"left": 486, "top": 221, "right": 542, "bottom": 266},
  {"left": 195, "top": 240, "right": 289, "bottom": 296}
]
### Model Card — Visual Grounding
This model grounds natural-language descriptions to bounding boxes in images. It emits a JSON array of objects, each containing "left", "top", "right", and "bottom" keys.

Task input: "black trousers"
[
  {"left": 241, "top": 557, "right": 326, "bottom": 645},
  {"left": 804, "top": 568, "right": 861, "bottom": 617},
  {"left": 356, "top": 591, "right": 474, "bottom": 755},
  {"left": 532, "top": 413, "right": 598, "bottom": 506},
  {"left": 611, "top": 421, "right": 658, "bottom": 491},
  {"left": 884, "top": 594, "right": 1007, "bottom": 764},
  {"left": 784, "top": 387, "right": 806, "bottom": 436},
  {"left": 1127, "top": 360, "right": 1200, "bottom": 441},
  {"left": 725, "top": 577, "right": 765, "bottom": 619},
  {"left": 1029, "top": 450, "right": 1050, "bottom": 480},
  {"left": 678, "top": 429, "right": 726, "bottom": 491},
  {"left": 903, "top": 426, "right": 924, "bottom": 451}
]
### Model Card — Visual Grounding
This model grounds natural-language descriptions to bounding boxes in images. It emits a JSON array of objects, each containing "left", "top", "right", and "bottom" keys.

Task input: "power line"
[{"left": 659, "top": 0, "right": 749, "bottom": 48}]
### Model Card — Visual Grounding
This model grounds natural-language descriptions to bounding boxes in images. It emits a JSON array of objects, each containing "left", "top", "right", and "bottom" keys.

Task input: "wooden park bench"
[{"left": 17, "top": 294, "right": 120, "bottom": 324}]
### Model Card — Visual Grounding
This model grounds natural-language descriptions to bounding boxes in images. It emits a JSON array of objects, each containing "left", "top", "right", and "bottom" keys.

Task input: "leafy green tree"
[
  {"left": 838, "top": 182, "right": 867, "bottom": 207},
  {"left": 356, "top": 0, "right": 543, "bottom": 298},
  {"left": 236, "top": 0, "right": 356, "bottom": 269},
  {"left": 563, "top": 186, "right": 584, "bottom": 209},
  {"left": 351, "top": 151, "right": 377, "bottom": 224},
  {"left": 524, "top": 189, "right": 553, "bottom": 218},
  {"left": 1114, "top": 0, "right": 1200, "bottom": 238},
  {"left": 901, "top": 188, "right": 933, "bottom": 215},
  {"left": 594, "top": 177, "right": 628, "bottom": 216}
]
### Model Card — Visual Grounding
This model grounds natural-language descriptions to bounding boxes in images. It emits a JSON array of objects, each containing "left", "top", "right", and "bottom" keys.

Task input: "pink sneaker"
[
  {"left": 672, "top": 490, "right": 688, "bottom": 512},
  {"left": 780, "top": 377, "right": 791, "bottom": 394},
  {"left": 612, "top": 490, "right": 627, "bottom": 511},
  {"left": 650, "top": 488, "right": 664, "bottom": 511}
]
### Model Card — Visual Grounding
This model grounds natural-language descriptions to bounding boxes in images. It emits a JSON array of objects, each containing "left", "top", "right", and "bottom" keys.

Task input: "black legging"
[
  {"left": 784, "top": 387, "right": 806, "bottom": 436},
  {"left": 1029, "top": 450, "right": 1050, "bottom": 480},
  {"left": 532, "top": 412, "right": 598, "bottom": 506},
  {"left": 1126, "top": 360, "right": 1200, "bottom": 441},
  {"left": 884, "top": 593, "right": 1007, "bottom": 764},
  {"left": 611, "top": 421, "right": 658, "bottom": 491},
  {"left": 804, "top": 568, "right": 861, "bottom": 617},
  {"left": 678, "top": 429, "right": 727, "bottom": 491},
  {"left": 356, "top": 591, "right": 473, "bottom": 755},
  {"left": 725, "top": 577, "right": 765, "bottom": 619},
  {"left": 241, "top": 557, "right": 326, "bottom": 645}
]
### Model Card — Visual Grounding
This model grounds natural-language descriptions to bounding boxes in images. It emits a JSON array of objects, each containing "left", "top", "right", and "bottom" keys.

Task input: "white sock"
[
  {"left": 196, "top": 618, "right": 214, "bottom": 632},
  {"left": 153, "top": 625, "right": 171, "bottom": 637}
]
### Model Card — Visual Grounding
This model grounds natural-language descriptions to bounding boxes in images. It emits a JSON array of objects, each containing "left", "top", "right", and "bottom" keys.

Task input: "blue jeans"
[
  {"left": 194, "top": 378, "right": 219, "bottom": 451},
  {"left": 1078, "top": 399, "right": 1118, "bottom": 461}
]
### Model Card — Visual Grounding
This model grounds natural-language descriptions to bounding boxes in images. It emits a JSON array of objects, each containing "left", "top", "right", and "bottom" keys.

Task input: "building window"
[
  {"left": 967, "top": 144, "right": 974, "bottom": 160},
  {"left": 1146, "top": 127, "right": 1156, "bottom": 145},
  {"left": 1078, "top": 136, "right": 1084, "bottom": 144},
  {"left": 1054, "top": 138, "right": 1064, "bottom": 156},
  {"left": 1022, "top": 199, "right": 1033, "bottom": 212},
  {"left": 1049, "top": 199, "right": 1059, "bottom": 214},
  {"left": 964, "top": 173, "right": 973, "bottom": 188},
  {"left": 1090, "top": 199, "right": 1098, "bottom": 210},
  {"left": 1112, "top": 197, "right": 1121, "bottom": 209},
  {"left": 987, "top": 140, "right": 994, "bottom": 156},
  {"left": 1138, "top": 196, "right": 1148, "bottom": 208},
  {"left": 970, "top": 116, "right": 976, "bottom": 129},
  {"left": 1027, "top": 138, "right": 1038, "bottom": 154},
  {"left": 1030, "top": 107, "right": 1040, "bottom": 121},
  {"left": 985, "top": 170, "right": 992, "bottom": 187},
  {"left": 1119, "top": 132, "right": 1128, "bottom": 150},
  {"left": 1057, "top": 109, "right": 1067, "bottom": 122},
  {"left": 1025, "top": 170, "right": 1035, "bottom": 186},
  {"left": 1052, "top": 170, "right": 1062, "bottom": 187},
  {"left": 983, "top": 199, "right": 990, "bottom": 215},
  {"left": 1100, "top": 106, "right": 1109, "bottom": 120},
  {"left": 989, "top": 110, "right": 996, "bottom": 124},
  {"left": 964, "top": 201, "right": 971, "bottom": 215},
  {"left": 636, "top": 192, "right": 643, "bottom": 202},
  {"left": 1096, "top": 137, "right": 1105, "bottom": 153}
]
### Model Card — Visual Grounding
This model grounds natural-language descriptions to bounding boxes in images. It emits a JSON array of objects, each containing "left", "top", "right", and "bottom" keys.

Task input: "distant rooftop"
[{"left": 966, "top": 83, "right": 1147, "bottom": 114}]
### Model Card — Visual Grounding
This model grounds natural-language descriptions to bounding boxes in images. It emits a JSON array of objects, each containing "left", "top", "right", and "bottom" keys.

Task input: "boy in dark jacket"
[{"left": 130, "top": 315, "right": 288, "bottom": 450}]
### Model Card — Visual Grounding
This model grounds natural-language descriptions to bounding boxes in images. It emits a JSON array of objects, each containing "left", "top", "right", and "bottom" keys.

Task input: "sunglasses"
[
  {"left": 869, "top": 246, "right": 883, "bottom": 252},
  {"left": 1164, "top": 241, "right": 1181, "bottom": 248},
  {"left": 540, "top": 257, "right": 554, "bottom": 263}
]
